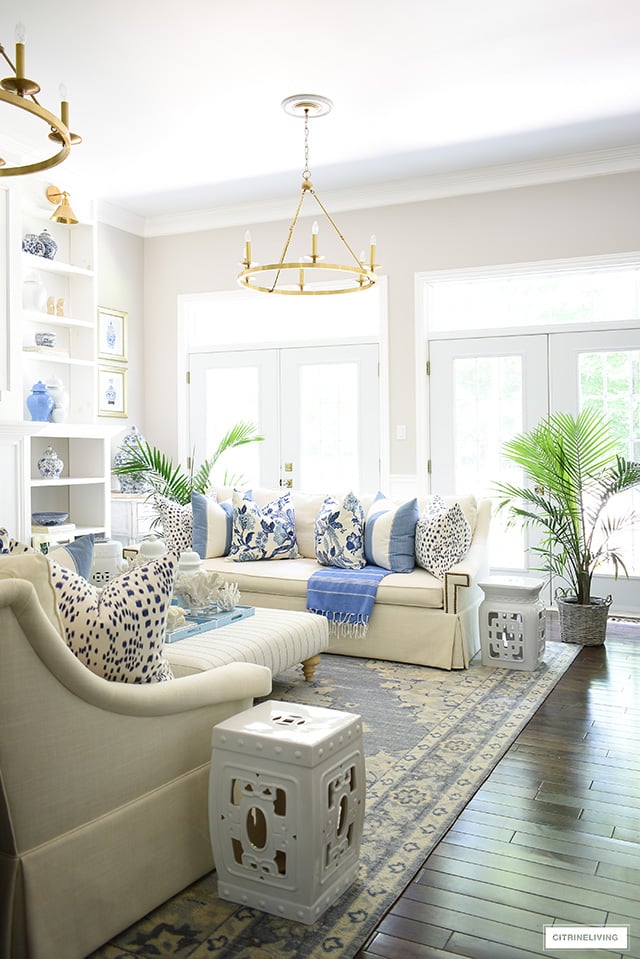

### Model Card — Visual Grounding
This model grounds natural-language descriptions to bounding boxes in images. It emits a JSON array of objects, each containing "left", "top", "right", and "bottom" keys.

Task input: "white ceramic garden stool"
[
  {"left": 478, "top": 576, "right": 546, "bottom": 670},
  {"left": 209, "top": 699, "right": 365, "bottom": 924}
]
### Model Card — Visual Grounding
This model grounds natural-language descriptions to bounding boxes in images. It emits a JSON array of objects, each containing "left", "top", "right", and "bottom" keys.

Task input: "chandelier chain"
[
  {"left": 302, "top": 108, "right": 311, "bottom": 180},
  {"left": 271, "top": 189, "right": 308, "bottom": 292}
]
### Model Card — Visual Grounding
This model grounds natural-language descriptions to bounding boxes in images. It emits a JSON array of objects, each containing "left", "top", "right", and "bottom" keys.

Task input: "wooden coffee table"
[{"left": 164, "top": 606, "right": 329, "bottom": 681}]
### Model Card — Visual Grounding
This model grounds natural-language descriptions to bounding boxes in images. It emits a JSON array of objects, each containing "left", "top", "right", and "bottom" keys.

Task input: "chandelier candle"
[
  {"left": 1, "top": 21, "right": 81, "bottom": 174},
  {"left": 14, "top": 23, "right": 26, "bottom": 80}
]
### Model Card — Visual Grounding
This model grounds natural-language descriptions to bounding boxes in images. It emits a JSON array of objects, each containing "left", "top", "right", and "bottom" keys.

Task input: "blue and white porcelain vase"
[
  {"left": 22, "top": 233, "right": 45, "bottom": 256},
  {"left": 113, "top": 425, "right": 151, "bottom": 493},
  {"left": 105, "top": 317, "right": 117, "bottom": 350},
  {"left": 26, "top": 381, "right": 54, "bottom": 422},
  {"left": 37, "top": 445, "right": 64, "bottom": 479},
  {"left": 38, "top": 229, "right": 58, "bottom": 260},
  {"left": 104, "top": 377, "right": 117, "bottom": 408}
]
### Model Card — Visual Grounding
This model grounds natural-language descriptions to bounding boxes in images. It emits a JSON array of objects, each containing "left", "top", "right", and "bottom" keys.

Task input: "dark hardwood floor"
[{"left": 357, "top": 616, "right": 640, "bottom": 959}]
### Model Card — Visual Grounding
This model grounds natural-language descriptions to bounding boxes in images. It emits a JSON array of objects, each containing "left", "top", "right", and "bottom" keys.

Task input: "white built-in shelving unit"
[{"left": 0, "top": 177, "right": 115, "bottom": 544}]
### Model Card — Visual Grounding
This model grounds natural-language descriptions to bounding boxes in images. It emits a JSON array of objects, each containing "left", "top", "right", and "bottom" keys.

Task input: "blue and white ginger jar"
[
  {"left": 37, "top": 446, "right": 64, "bottom": 479},
  {"left": 26, "top": 381, "right": 54, "bottom": 422},
  {"left": 113, "top": 425, "right": 151, "bottom": 494},
  {"left": 38, "top": 229, "right": 58, "bottom": 260}
]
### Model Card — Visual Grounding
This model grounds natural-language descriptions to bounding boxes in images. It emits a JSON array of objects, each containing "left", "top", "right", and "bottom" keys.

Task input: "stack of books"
[{"left": 31, "top": 523, "right": 77, "bottom": 548}]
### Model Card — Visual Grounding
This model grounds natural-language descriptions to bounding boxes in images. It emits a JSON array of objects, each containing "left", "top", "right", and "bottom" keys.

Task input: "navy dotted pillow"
[
  {"left": 0, "top": 528, "right": 32, "bottom": 554},
  {"left": 414, "top": 495, "right": 472, "bottom": 579},
  {"left": 52, "top": 554, "right": 177, "bottom": 683},
  {"left": 154, "top": 494, "right": 193, "bottom": 553}
]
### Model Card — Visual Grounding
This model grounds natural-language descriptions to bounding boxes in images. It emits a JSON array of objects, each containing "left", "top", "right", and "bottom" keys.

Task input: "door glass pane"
[
  {"left": 453, "top": 355, "right": 524, "bottom": 569},
  {"left": 579, "top": 350, "right": 640, "bottom": 576},
  {"left": 202, "top": 368, "right": 261, "bottom": 486},
  {"left": 298, "top": 363, "right": 359, "bottom": 491}
]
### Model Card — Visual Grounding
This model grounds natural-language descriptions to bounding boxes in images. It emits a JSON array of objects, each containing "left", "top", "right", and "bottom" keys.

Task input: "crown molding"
[
  {"left": 95, "top": 200, "right": 146, "bottom": 237},
  {"left": 96, "top": 145, "right": 640, "bottom": 239}
]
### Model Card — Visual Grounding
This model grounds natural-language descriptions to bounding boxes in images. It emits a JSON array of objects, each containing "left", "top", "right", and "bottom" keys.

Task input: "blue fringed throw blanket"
[{"left": 306, "top": 565, "right": 389, "bottom": 638}]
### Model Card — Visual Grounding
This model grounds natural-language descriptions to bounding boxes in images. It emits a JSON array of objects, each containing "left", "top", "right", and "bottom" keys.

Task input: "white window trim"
[{"left": 414, "top": 252, "right": 640, "bottom": 496}]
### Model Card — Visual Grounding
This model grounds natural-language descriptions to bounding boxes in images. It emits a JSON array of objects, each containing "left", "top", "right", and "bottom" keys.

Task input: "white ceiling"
[{"left": 2, "top": 0, "right": 640, "bottom": 235}]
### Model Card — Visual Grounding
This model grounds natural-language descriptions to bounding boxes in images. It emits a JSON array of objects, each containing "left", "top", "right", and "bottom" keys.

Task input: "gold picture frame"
[
  {"left": 97, "top": 365, "right": 127, "bottom": 418},
  {"left": 97, "top": 307, "right": 127, "bottom": 362}
]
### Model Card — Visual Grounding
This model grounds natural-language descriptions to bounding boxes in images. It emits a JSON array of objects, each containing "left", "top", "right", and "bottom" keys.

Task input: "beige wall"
[
  {"left": 140, "top": 170, "right": 640, "bottom": 474},
  {"left": 96, "top": 222, "right": 144, "bottom": 469}
]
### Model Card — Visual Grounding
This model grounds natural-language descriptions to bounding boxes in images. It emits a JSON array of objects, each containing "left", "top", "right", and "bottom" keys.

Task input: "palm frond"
[
  {"left": 191, "top": 457, "right": 216, "bottom": 495},
  {"left": 495, "top": 409, "right": 640, "bottom": 603},
  {"left": 112, "top": 421, "right": 263, "bottom": 507},
  {"left": 210, "top": 421, "right": 264, "bottom": 464}
]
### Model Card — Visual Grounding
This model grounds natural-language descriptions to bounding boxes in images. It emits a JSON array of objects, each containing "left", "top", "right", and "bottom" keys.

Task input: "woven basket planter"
[{"left": 555, "top": 592, "right": 612, "bottom": 646}]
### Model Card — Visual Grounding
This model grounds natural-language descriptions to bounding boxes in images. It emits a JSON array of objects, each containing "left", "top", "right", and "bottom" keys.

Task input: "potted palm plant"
[
  {"left": 494, "top": 407, "right": 640, "bottom": 645},
  {"left": 112, "top": 420, "right": 264, "bottom": 505}
]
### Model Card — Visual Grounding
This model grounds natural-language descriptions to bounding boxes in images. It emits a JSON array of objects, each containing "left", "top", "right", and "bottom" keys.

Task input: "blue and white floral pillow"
[
  {"left": 415, "top": 495, "right": 471, "bottom": 579},
  {"left": 229, "top": 491, "right": 299, "bottom": 562},
  {"left": 314, "top": 492, "right": 366, "bottom": 569}
]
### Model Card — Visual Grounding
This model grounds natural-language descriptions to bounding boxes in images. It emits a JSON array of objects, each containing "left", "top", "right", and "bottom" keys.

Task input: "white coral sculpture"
[
  {"left": 173, "top": 570, "right": 222, "bottom": 610},
  {"left": 166, "top": 606, "right": 187, "bottom": 632},
  {"left": 217, "top": 581, "right": 241, "bottom": 611}
]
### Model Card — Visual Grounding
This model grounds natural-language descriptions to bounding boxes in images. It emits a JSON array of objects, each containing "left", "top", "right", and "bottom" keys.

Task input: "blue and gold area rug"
[{"left": 93, "top": 642, "right": 579, "bottom": 959}]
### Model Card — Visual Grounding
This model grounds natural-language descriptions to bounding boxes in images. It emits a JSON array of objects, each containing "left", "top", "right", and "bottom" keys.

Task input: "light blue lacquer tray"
[{"left": 164, "top": 605, "right": 255, "bottom": 643}]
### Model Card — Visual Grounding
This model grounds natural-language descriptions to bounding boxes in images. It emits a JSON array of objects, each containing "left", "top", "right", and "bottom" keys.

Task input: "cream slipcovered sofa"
[
  {"left": 0, "top": 554, "right": 271, "bottom": 959},
  {"left": 193, "top": 486, "right": 491, "bottom": 671}
]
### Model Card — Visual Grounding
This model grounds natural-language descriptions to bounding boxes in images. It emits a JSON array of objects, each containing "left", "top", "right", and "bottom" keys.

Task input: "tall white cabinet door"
[
  {"left": 429, "top": 334, "right": 549, "bottom": 575},
  {"left": 189, "top": 350, "right": 280, "bottom": 488},
  {"left": 0, "top": 427, "right": 28, "bottom": 539},
  {"left": 550, "top": 327, "right": 640, "bottom": 613},
  {"left": 279, "top": 344, "right": 380, "bottom": 493}
]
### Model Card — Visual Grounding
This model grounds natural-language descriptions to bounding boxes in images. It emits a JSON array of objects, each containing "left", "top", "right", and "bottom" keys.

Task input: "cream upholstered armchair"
[{"left": 0, "top": 568, "right": 271, "bottom": 959}]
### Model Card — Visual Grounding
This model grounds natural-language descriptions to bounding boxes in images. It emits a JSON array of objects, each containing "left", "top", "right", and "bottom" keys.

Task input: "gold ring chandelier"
[
  {"left": 0, "top": 23, "right": 81, "bottom": 177},
  {"left": 238, "top": 95, "right": 378, "bottom": 295}
]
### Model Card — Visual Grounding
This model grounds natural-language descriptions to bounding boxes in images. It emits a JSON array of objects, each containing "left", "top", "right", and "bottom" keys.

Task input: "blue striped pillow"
[
  {"left": 364, "top": 493, "right": 418, "bottom": 572},
  {"left": 191, "top": 491, "right": 234, "bottom": 559},
  {"left": 0, "top": 528, "right": 95, "bottom": 579}
]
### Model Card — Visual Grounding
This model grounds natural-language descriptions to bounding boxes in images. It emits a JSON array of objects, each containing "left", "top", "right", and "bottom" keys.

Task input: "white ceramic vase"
[{"left": 23, "top": 273, "right": 47, "bottom": 313}]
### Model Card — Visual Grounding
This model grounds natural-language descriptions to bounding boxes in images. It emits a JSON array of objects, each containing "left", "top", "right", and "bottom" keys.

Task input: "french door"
[
  {"left": 550, "top": 328, "right": 640, "bottom": 610},
  {"left": 430, "top": 326, "right": 640, "bottom": 614},
  {"left": 430, "top": 334, "right": 549, "bottom": 579},
  {"left": 189, "top": 343, "right": 380, "bottom": 492}
]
